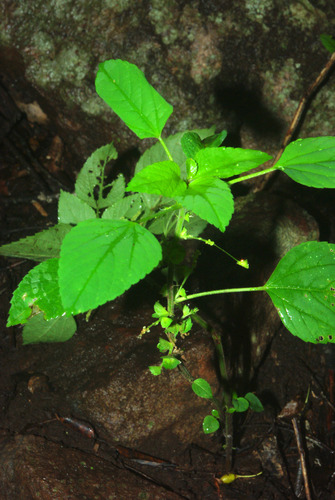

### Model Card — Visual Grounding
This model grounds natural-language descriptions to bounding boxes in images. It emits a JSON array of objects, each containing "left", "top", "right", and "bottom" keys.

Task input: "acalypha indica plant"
[{"left": 1, "top": 57, "right": 335, "bottom": 461}]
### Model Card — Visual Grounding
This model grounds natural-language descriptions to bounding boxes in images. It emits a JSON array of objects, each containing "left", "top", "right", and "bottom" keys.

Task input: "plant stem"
[
  {"left": 158, "top": 136, "right": 173, "bottom": 161},
  {"left": 228, "top": 166, "right": 277, "bottom": 186},
  {"left": 192, "top": 313, "right": 234, "bottom": 470},
  {"left": 176, "top": 285, "right": 266, "bottom": 302}
]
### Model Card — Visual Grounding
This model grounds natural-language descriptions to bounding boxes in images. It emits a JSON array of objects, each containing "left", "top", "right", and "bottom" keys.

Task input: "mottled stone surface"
[{"left": 1, "top": 1, "right": 335, "bottom": 165}]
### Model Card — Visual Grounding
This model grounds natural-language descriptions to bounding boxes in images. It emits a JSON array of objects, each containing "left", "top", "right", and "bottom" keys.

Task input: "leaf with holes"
[
  {"left": 264, "top": 241, "right": 335, "bottom": 343},
  {"left": 7, "top": 258, "right": 65, "bottom": 326},
  {"left": 95, "top": 59, "right": 173, "bottom": 139},
  {"left": 59, "top": 219, "right": 162, "bottom": 315}
]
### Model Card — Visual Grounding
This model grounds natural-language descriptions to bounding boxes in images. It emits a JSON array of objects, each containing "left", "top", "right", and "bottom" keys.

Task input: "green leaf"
[
  {"left": 7, "top": 258, "right": 65, "bottom": 326},
  {"left": 194, "top": 147, "right": 272, "bottom": 179},
  {"left": 58, "top": 191, "right": 95, "bottom": 224},
  {"left": 157, "top": 338, "right": 173, "bottom": 353},
  {"left": 0, "top": 224, "right": 71, "bottom": 261},
  {"left": 95, "top": 59, "right": 173, "bottom": 139},
  {"left": 135, "top": 128, "right": 214, "bottom": 208},
  {"left": 153, "top": 301, "right": 169, "bottom": 317},
  {"left": 202, "top": 130, "right": 227, "bottom": 148},
  {"left": 149, "top": 365, "right": 162, "bottom": 376},
  {"left": 275, "top": 137, "right": 335, "bottom": 188},
  {"left": 126, "top": 161, "right": 186, "bottom": 198},
  {"left": 244, "top": 393, "right": 264, "bottom": 412},
  {"left": 75, "top": 143, "right": 118, "bottom": 208},
  {"left": 202, "top": 415, "right": 220, "bottom": 434},
  {"left": 59, "top": 219, "right": 162, "bottom": 315},
  {"left": 102, "top": 194, "right": 144, "bottom": 221},
  {"left": 264, "top": 241, "right": 335, "bottom": 344},
  {"left": 181, "top": 132, "right": 203, "bottom": 158},
  {"left": 320, "top": 34, "right": 335, "bottom": 53},
  {"left": 161, "top": 356, "right": 180, "bottom": 370},
  {"left": 175, "top": 177, "right": 234, "bottom": 232},
  {"left": 211, "top": 409, "right": 220, "bottom": 418},
  {"left": 22, "top": 313, "right": 76, "bottom": 344},
  {"left": 191, "top": 378, "right": 214, "bottom": 399},
  {"left": 232, "top": 397, "right": 249, "bottom": 412},
  {"left": 98, "top": 175, "right": 126, "bottom": 210}
]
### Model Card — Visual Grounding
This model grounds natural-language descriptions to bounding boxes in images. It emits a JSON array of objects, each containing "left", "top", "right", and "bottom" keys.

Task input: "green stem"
[
  {"left": 228, "top": 166, "right": 277, "bottom": 185},
  {"left": 176, "top": 285, "right": 266, "bottom": 303},
  {"left": 158, "top": 136, "right": 173, "bottom": 161}
]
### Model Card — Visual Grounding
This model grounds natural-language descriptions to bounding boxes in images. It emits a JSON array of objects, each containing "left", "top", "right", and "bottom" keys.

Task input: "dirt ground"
[{"left": 1, "top": 83, "right": 335, "bottom": 499}]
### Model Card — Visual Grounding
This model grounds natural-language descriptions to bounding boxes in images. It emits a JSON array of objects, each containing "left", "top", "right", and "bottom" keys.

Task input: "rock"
[
  {"left": 0, "top": 433, "right": 181, "bottom": 499},
  {"left": 1, "top": 1, "right": 335, "bottom": 166}
]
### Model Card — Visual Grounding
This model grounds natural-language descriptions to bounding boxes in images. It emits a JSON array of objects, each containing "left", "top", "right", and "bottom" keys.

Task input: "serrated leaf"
[
  {"left": 181, "top": 132, "right": 203, "bottom": 158},
  {"left": 175, "top": 177, "right": 234, "bottom": 232},
  {"left": 0, "top": 224, "right": 71, "bottom": 261},
  {"left": 232, "top": 397, "right": 249, "bottom": 412},
  {"left": 99, "top": 175, "right": 126, "bottom": 210},
  {"left": 194, "top": 147, "right": 272, "bottom": 179},
  {"left": 75, "top": 143, "right": 118, "bottom": 208},
  {"left": 7, "top": 258, "right": 65, "bottom": 326},
  {"left": 192, "top": 378, "right": 214, "bottom": 399},
  {"left": 275, "top": 137, "right": 335, "bottom": 188},
  {"left": 265, "top": 241, "right": 335, "bottom": 344},
  {"left": 59, "top": 219, "right": 162, "bottom": 315},
  {"left": 202, "top": 129, "right": 227, "bottom": 148},
  {"left": 157, "top": 338, "right": 173, "bottom": 352},
  {"left": 126, "top": 161, "right": 187, "bottom": 197},
  {"left": 202, "top": 415, "right": 220, "bottom": 434},
  {"left": 102, "top": 193, "right": 144, "bottom": 221},
  {"left": 58, "top": 191, "right": 95, "bottom": 224},
  {"left": 135, "top": 128, "right": 214, "bottom": 208},
  {"left": 320, "top": 34, "right": 335, "bottom": 53},
  {"left": 95, "top": 59, "right": 173, "bottom": 139},
  {"left": 22, "top": 313, "right": 76, "bottom": 344},
  {"left": 244, "top": 393, "right": 264, "bottom": 412}
]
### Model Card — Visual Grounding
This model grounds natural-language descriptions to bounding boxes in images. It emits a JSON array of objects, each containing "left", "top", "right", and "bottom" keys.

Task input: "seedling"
[{"left": 1, "top": 47, "right": 335, "bottom": 472}]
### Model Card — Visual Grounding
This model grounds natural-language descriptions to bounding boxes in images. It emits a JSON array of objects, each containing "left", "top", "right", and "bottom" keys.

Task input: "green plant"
[{"left": 2, "top": 58, "right": 335, "bottom": 470}]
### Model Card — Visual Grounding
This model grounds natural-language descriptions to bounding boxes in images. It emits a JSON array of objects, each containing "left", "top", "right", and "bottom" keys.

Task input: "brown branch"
[
  {"left": 292, "top": 417, "right": 313, "bottom": 500},
  {"left": 257, "top": 50, "right": 335, "bottom": 191}
]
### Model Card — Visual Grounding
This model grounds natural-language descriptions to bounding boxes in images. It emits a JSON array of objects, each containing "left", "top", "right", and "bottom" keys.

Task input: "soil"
[{"left": 1, "top": 82, "right": 335, "bottom": 499}]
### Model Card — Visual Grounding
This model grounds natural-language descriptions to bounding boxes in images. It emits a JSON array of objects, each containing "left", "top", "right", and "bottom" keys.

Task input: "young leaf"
[
  {"left": 157, "top": 338, "right": 173, "bottom": 353},
  {"left": 232, "top": 397, "right": 249, "bottom": 412},
  {"left": 194, "top": 147, "right": 272, "bottom": 179},
  {"left": 0, "top": 224, "right": 71, "bottom": 261},
  {"left": 59, "top": 219, "right": 162, "bottom": 315},
  {"left": 202, "top": 415, "right": 220, "bottom": 434},
  {"left": 149, "top": 365, "right": 162, "bottom": 376},
  {"left": 274, "top": 137, "right": 335, "bottom": 188},
  {"left": 244, "top": 392, "right": 264, "bottom": 412},
  {"left": 264, "top": 241, "right": 335, "bottom": 344},
  {"left": 181, "top": 132, "right": 203, "bottom": 158},
  {"left": 7, "top": 258, "right": 65, "bottom": 326},
  {"left": 22, "top": 313, "right": 76, "bottom": 344},
  {"left": 192, "top": 378, "right": 214, "bottom": 399},
  {"left": 202, "top": 129, "right": 227, "bottom": 148},
  {"left": 175, "top": 177, "right": 234, "bottom": 233},
  {"left": 75, "top": 143, "right": 118, "bottom": 208},
  {"left": 95, "top": 59, "right": 173, "bottom": 139},
  {"left": 58, "top": 191, "right": 95, "bottom": 224},
  {"left": 320, "top": 34, "right": 335, "bottom": 53},
  {"left": 126, "top": 161, "right": 187, "bottom": 197},
  {"left": 161, "top": 356, "right": 180, "bottom": 370}
]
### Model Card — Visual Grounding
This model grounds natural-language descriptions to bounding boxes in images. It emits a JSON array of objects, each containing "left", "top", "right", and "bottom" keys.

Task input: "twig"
[
  {"left": 257, "top": 50, "right": 335, "bottom": 191},
  {"left": 292, "top": 417, "right": 313, "bottom": 500}
]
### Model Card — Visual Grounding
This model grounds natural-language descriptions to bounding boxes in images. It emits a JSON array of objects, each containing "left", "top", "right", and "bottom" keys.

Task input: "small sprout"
[{"left": 220, "top": 471, "right": 262, "bottom": 484}]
